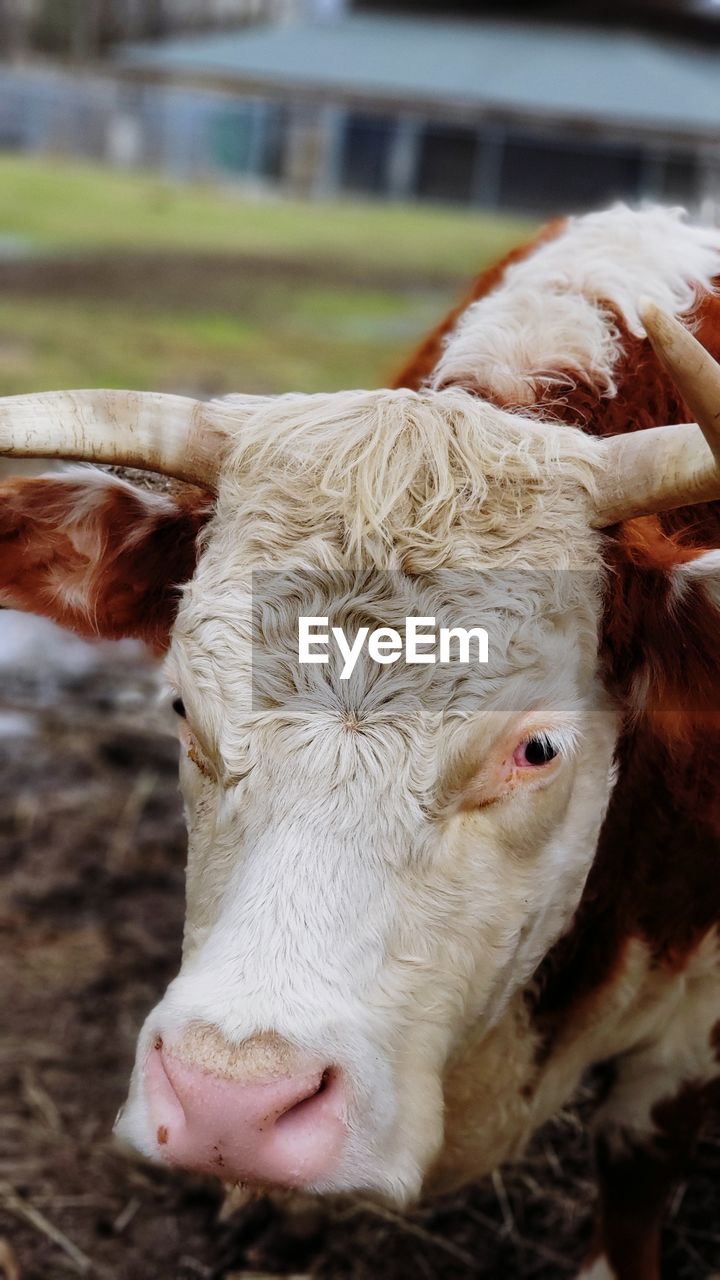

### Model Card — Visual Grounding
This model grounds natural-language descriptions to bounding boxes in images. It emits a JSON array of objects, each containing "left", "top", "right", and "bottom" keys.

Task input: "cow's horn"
[
  {"left": 591, "top": 304, "right": 720, "bottom": 526},
  {"left": 0, "top": 389, "right": 231, "bottom": 489}
]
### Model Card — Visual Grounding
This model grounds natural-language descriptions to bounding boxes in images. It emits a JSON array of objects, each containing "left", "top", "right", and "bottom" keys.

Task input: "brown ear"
[{"left": 0, "top": 471, "right": 212, "bottom": 651}]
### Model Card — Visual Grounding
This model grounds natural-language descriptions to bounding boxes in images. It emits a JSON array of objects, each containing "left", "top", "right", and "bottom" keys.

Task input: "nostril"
[{"left": 274, "top": 1066, "right": 341, "bottom": 1129}]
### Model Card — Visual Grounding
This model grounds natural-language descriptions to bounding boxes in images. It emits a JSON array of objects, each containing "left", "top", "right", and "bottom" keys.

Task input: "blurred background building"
[{"left": 0, "top": 0, "right": 719, "bottom": 215}]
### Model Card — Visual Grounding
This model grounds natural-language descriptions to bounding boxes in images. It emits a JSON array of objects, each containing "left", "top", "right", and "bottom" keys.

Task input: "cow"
[{"left": 1, "top": 204, "right": 719, "bottom": 1280}]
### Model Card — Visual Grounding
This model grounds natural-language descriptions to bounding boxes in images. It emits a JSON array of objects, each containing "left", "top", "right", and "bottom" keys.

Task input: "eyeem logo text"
[{"left": 299, "top": 616, "right": 489, "bottom": 680}]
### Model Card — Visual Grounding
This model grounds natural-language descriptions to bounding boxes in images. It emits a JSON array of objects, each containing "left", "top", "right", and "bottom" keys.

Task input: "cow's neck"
[{"left": 406, "top": 212, "right": 720, "bottom": 1178}]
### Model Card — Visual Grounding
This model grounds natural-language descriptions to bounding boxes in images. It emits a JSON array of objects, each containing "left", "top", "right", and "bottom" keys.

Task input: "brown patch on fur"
[
  {"left": 531, "top": 694, "right": 720, "bottom": 1047},
  {"left": 157, "top": 1125, "right": 168, "bottom": 1145},
  {"left": 601, "top": 524, "right": 720, "bottom": 740},
  {"left": 551, "top": 287, "right": 720, "bottom": 447},
  {"left": 531, "top": 541, "right": 720, "bottom": 1045},
  {"left": 528, "top": 295, "right": 720, "bottom": 1035},
  {"left": 187, "top": 739, "right": 213, "bottom": 778},
  {"left": 0, "top": 472, "right": 212, "bottom": 651}
]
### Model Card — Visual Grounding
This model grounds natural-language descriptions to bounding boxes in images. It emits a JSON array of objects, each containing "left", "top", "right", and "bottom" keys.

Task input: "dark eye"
[
  {"left": 515, "top": 735, "right": 558, "bottom": 767},
  {"left": 172, "top": 697, "right": 187, "bottom": 718}
]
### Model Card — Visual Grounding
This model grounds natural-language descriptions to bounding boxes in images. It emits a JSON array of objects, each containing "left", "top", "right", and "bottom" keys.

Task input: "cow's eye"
[
  {"left": 513, "top": 735, "right": 558, "bottom": 768},
  {"left": 172, "top": 697, "right": 187, "bottom": 718}
]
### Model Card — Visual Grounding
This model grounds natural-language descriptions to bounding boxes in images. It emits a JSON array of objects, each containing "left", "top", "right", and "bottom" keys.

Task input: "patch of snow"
[
  {"left": 0, "top": 611, "right": 146, "bottom": 675},
  {"left": 0, "top": 710, "right": 37, "bottom": 739}
]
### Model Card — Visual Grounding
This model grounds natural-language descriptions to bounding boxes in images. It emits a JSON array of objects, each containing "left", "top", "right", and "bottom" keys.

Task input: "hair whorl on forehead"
[{"left": 213, "top": 388, "right": 605, "bottom": 571}]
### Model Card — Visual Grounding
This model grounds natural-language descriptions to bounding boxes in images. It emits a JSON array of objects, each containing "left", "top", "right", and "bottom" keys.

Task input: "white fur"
[
  {"left": 593, "top": 930, "right": 720, "bottom": 1141},
  {"left": 671, "top": 548, "right": 720, "bottom": 606},
  {"left": 434, "top": 205, "right": 720, "bottom": 407}
]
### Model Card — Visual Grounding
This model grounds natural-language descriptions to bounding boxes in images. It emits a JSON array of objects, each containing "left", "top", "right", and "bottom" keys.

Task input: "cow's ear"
[
  {"left": 602, "top": 520, "right": 720, "bottom": 737},
  {"left": 0, "top": 471, "right": 212, "bottom": 651}
]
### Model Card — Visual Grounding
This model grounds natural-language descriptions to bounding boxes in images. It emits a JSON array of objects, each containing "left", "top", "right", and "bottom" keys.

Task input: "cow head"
[{"left": 1, "top": 309, "right": 719, "bottom": 1202}]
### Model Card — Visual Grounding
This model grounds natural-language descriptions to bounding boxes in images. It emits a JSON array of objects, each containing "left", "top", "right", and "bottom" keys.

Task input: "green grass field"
[{"left": 0, "top": 156, "right": 534, "bottom": 395}]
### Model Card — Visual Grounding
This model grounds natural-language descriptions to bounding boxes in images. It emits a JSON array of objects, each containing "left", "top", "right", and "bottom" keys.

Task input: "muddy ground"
[{"left": 0, "top": 621, "right": 718, "bottom": 1280}]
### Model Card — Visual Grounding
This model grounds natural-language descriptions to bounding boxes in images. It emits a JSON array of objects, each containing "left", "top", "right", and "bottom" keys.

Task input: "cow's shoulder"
[
  {"left": 392, "top": 218, "right": 567, "bottom": 391},
  {"left": 399, "top": 206, "right": 720, "bottom": 426}
]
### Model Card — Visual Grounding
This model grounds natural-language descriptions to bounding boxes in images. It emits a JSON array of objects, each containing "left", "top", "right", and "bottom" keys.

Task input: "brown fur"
[
  {"left": 592, "top": 1121, "right": 691, "bottom": 1280},
  {"left": 532, "top": 308, "right": 720, "bottom": 1038},
  {"left": 0, "top": 473, "right": 211, "bottom": 651},
  {"left": 396, "top": 233, "right": 720, "bottom": 1029}
]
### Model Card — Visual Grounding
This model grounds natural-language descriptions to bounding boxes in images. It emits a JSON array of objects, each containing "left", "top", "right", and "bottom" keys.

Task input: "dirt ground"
[{"left": 0, "top": 622, "right": 718, "bottom": 1280}]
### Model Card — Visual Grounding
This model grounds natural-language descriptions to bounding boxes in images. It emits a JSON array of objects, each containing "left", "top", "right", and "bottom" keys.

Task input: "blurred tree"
[
  {"left": 0, "top": 0, "right": 23, "bottom": 56},
  {"left": 22, "top": 0, "right": 292, "bottom": 53},
  {"left": 30, "top": 0, "right": 164, "bottom": 56},
  {"left": 356, "top": 0, "right": 720, "bottom": 39},
  {"left": 0, "top": 0, "right": 41, "bottom": 56},
  {"left": 32, "top": 0, "right": 104, "bottom": 56},
  {"left": 143, "top": 0, "right": 171, "bottom": 39}
]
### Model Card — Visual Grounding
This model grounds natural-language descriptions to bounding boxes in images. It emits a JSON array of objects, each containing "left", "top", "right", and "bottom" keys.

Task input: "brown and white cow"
[{"left": 1, "top": 205, "right": 720, "bottom": 1280}]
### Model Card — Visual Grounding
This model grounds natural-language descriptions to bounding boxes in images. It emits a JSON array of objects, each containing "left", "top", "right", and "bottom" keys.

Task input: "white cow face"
[{"left": 115, "top": 390, "right": 619, "bottom": 1202}]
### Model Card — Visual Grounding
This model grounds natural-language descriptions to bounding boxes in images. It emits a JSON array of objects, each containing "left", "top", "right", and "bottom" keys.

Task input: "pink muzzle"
[{"left": 143, "top": 1037, "right": 347, "bottom": 1187}]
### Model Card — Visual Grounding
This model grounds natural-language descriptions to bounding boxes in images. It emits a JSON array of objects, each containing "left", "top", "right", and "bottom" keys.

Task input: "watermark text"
[{"left": 299, "top": 616, "right": 489, "bottom": 680}]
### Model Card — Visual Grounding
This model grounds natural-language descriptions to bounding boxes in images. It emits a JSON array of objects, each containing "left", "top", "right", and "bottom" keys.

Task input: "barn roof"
[{"left": 117, "top": 15, "right": 720, "bottom": 138}]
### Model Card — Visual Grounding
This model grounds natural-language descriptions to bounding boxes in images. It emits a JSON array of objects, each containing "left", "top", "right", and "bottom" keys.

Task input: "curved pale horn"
[
  {"left": 0, "top": 389, "right": 230, "bottom": 489},
  {"left": 591, "top": 304, "right": 720, "bottom": 526}
]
